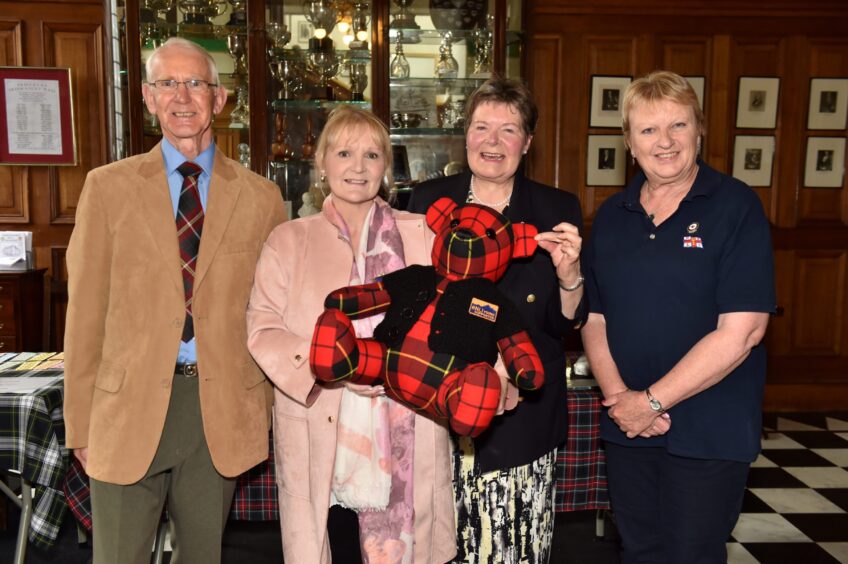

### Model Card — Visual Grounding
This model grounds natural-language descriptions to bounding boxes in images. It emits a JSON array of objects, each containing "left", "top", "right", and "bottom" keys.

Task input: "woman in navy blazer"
[{"left": 408, "top": 77, "right": 585, "bottom": 563}]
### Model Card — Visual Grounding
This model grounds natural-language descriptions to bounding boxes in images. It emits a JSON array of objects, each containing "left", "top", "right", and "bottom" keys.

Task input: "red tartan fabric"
[
  {"left": 176, "top": 161, "right": 204, "bottom": 342},
  {"left": 555, "top": 388, "right": 610, "bottom": 512}
]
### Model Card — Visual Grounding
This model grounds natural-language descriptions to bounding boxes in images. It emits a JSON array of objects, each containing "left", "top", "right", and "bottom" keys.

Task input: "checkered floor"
[{"left": 726, "top": 413, "right": 848, "bottom": 563}]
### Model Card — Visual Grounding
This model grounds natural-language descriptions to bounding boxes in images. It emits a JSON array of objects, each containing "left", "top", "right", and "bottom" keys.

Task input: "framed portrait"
[
  {"left": 586, "top": 134, "right": 627, "bottom": 186},
  {"left": 803, "top": 136, "right": 846, "bottom": 188},
  {"left": 807, "top": 78, "right": 848, "bottom": 130},
  {"left": 589, "top": 75, "right": 631, "bottom": 128},
  {"left": 684, "top": 76, "right": 706, "bottom": 112},
  {"left": 0, "top": 67, "right": 77, "bottom": 166},
  {"left": 732, "top": 135, "right": 776, "bottom": 187},
  {"left": 736, "top": 77, "right": 780, "bottom": 129}
]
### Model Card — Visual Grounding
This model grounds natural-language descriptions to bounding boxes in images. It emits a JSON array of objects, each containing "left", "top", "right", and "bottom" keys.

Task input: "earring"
[
  {"left": 697, "top": 137, "right": 702, "bottom": 156},
  {"left": 631, "top": 152, "right": 636, "bottom": 165},
  {"left": 318, "top": 170, "right": 329, "bottom": 197}
]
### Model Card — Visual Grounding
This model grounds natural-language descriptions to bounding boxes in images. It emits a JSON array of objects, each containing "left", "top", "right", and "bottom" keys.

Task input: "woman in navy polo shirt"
[{"left": 582, "top": 71, "right": 776, "bottom": 563}]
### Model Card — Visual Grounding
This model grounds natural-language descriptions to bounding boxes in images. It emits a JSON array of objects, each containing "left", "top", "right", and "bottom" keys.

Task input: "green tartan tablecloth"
[{"left": 0, "top": 352, "right": 68, "bottom": 548}]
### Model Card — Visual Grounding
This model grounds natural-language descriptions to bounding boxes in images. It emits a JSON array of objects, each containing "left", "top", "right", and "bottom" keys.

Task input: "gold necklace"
[{"left": 469, "top": 175, "right": 512, "bottom": 208}]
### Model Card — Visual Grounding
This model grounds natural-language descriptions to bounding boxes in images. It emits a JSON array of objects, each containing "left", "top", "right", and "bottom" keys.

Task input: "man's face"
[{"left": 142, "top": 46, "right": 227, "bottom": 156}]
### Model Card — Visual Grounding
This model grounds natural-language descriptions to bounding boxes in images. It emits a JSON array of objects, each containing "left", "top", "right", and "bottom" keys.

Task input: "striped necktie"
[{"left": 176, "top": 161, "right": 204, "bottom": 342}]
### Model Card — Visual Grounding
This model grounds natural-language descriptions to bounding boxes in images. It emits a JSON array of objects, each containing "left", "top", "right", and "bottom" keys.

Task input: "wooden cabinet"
[{"left": 0, "top": 270, "right": 46, "bottom": 353}]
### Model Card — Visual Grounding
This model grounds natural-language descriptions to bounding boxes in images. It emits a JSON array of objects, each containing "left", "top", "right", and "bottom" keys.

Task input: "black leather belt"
[{"left": 175, "top": 363, "right": 198, "bottom": 377}]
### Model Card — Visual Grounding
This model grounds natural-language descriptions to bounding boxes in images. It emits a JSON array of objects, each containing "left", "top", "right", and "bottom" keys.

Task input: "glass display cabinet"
[
  {"left": 116, "top": 0, "right": 523, "bottom": 214},
  {"left": 386, "top": 0, "right": 523, "bottom": 204}
]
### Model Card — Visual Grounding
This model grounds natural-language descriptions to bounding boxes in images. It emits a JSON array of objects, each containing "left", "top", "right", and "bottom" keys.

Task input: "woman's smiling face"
[
  {"left": 627, "top": 98, "right": 701, "bottom": 186},
  {"left": 465, "top": 101, "right": 533, "bottom": 186}
]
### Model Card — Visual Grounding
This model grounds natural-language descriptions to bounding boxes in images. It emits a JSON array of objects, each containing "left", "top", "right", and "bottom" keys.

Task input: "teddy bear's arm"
[
  {"left": 324, "top": 281, "right": 393, "bottom": 319},
  {"left": 497, "top": 331, "right": 545, "bottom": 391}
]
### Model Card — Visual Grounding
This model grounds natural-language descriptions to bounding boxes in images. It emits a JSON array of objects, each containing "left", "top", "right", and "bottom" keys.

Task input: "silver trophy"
[
  {"left": 226, "top": 32, "right": 247, "bottom": 78},
  {"left": 471, "top": 15, "right": 493, "bottom": 78},
  {"left": 267, "top": 22, "right": 303, "bottom": 100},
  {"left": 434, "top": 31, "right": 459, "bottom": 80},
  {"left": 307, "top": 38, "right": 339, "bottom": 99}
]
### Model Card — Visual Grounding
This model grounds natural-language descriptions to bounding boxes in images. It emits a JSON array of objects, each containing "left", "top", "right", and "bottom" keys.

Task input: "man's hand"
[
  {"left": 603, "top": 389, "right": 662, "bottom": 438},
  {"left": 74, "top": 447, "right": 89, "bottom": 472}
]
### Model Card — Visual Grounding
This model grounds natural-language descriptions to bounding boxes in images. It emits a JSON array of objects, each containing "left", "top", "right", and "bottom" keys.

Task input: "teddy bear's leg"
[
  {"left": 310, "top": 309, "right": 385, "bottom": 384},
  {"left": 438, "top": 363, "right": 502, "bottom": 437}
]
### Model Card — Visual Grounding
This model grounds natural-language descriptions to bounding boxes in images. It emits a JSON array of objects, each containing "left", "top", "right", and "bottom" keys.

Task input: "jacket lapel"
[
  {"left": 135, "top": 143, "right": 184, "bottom": 294},
  {"left": 193, "top": 148, "right": 240, "bottom": 291}
]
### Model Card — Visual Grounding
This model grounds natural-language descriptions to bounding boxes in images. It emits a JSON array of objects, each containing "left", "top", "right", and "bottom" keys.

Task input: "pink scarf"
[{"left": 323, "top": 196, "right": 416, "bottom": 564}]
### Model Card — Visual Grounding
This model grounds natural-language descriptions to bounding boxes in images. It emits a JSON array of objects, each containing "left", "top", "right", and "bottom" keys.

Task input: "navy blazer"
[{"left": 409, "top": 170, "right": 585, "bottom": 471}]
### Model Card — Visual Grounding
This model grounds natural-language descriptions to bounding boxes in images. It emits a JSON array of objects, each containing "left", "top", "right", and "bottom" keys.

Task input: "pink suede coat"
[{"left": 247, "top": 209, "right": 456, "bottom": 564}]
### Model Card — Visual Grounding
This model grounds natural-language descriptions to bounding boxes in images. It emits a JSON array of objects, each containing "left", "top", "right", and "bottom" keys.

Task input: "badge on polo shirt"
[
  {"left": 687, "top": 222, "right": 699, "bottom": 233},
  {"left": 682, "top": 236, "right": 704, "bottom": 248},
  {"left": 469, "top": 297, "right": 498, "bottom": 322}
]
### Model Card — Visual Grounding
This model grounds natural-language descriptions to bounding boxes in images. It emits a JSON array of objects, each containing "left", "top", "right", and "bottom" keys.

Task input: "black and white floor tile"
[{"left": 727, "top": 413, "right": 848, "bottom": 563}]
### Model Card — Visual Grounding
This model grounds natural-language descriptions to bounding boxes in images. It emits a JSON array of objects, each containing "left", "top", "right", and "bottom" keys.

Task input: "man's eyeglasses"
[{"left": 147, "top": 79, "right": 218, "bottom": 93}]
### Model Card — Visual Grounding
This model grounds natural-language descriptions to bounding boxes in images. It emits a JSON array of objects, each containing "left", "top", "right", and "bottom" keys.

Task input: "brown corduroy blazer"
[{"left": 63, "top": 143, "right": 287, "bottom": 484}]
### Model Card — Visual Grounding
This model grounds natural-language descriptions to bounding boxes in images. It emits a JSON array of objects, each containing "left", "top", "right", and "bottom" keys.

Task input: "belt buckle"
[{"left": 180, "top": 363, "right": 198, "bottom": 377}]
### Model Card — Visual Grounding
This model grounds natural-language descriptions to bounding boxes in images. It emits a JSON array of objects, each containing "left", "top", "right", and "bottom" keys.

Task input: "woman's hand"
[
  {"left": 343, "top": 381, "right": 386, "bottom": 398},
  {"left": 535, "top": 222, "right": 582, "bottom": 287},
  {"left": 602, "top": 389, "right": 663, "bottom": 439}
]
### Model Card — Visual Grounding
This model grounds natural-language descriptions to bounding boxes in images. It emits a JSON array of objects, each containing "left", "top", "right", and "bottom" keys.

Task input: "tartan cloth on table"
[
  {"left": 65, "top": 432, "right": 279, "bottom": 530},
  {"left": 555, "top": 387, "right": 610, "bottom": 512},
  {"left": 0, "top": 359, "right": 68, "bottom": 549}
]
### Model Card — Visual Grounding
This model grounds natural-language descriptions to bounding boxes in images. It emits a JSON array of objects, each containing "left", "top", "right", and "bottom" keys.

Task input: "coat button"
[
  {"left": 526, "top": 294, "right": 536, "bottom": 303},
  {"left": 295, "top": 354, "right": 302, "bottom": 362},
  {"left": 328, "top": 416, "right": 334, "bottom": 423},
  {"left": 415, "top": 290, "right": 429, "bottom": 302},
  {"left": 649, "top": 233, "right": 656, "bottom": 240},
  {"left": 387, "top": 327, "right": 399, "bottom": 340},
  {"left": 401, "top": 306, "right": 415, "bottom": 319}
]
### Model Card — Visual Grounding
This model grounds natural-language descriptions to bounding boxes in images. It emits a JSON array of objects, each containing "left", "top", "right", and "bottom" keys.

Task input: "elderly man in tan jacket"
[{"left": 63, "top": 37, "right": 285, "bottom": 564}]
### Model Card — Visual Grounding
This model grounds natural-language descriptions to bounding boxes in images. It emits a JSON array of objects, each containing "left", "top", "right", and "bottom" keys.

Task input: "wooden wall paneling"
[
  {"left": 583, "top": 35, "right": 638, "bottom": 217},
  {"left": 43, "top": 21, "right": 106, "bottom": 225},
  {"left": 798, "top": 38, "right": 848, "bottom": 226},
  {"left": 49, "top": 247, "right": 67, "bottom": 351},
  {"left": 706, "top": 35, "right": 731, "bottom": 174},
  {"left": 790, "top": 251, "right": 845, "bottom": 355},
  {"left": 729, "top": 38, "right": 786, "bottom": 220},
  {"left": 768, "top": 249, "right": 794, "bottom": 356},
  {"left": 0, "top": 20, "right": 29, "bottom": 223},
  {"left": 525, "top": 34, "right": 562, "bottom": 188}
]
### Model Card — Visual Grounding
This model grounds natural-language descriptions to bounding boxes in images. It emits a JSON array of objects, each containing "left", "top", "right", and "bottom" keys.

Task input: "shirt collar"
[
  {"left": 161, "top": 138, "right": 216, "bottom": 177},
  {"left": 617, "top": 159, "right": 719, "bottom": 212}
]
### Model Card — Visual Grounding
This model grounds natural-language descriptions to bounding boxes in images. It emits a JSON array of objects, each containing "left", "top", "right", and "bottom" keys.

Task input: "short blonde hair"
[
  {"left": 145, "top": 37, "right": 219, "bottom": 85},
  {"left": 621, "top": 70, "right": 704, "bottom": 149},
  {"left": 315, "top": 105, "right": 393, "bottom": 201}
]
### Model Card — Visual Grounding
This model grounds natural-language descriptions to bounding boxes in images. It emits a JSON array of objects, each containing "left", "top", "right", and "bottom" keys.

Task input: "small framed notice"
[{"left": 0, "top": 67, "right": 77, "bottom": 166}]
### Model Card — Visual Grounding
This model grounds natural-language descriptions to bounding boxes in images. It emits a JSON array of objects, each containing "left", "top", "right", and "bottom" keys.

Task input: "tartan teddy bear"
[{"left": 309, "top": 197, "right": 545, "bottom": 437}]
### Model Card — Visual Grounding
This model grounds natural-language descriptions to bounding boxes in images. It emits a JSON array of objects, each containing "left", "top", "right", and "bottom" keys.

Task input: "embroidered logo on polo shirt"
[
  {"left": 687, "top": 222, "right": 699, "bottom": 233},
  {"left": 682, "top": 236, "right": 704, "bottom": 249},
  {"left": 469, "top": 298, "right": 499, "bottom": 322}
]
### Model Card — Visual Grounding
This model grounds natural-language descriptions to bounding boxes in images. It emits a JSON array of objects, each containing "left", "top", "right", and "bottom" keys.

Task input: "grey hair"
[{"left": 145, "top": 37, "right": 219, "bottom": 85}]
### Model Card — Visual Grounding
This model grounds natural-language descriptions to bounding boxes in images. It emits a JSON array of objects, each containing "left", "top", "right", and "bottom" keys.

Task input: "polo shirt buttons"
[
  {"left": 649, "top": 233, "right": 656, "bottom": 240},
  {"left": 527, "top": 294, "right": 536, "bottom": 303}
]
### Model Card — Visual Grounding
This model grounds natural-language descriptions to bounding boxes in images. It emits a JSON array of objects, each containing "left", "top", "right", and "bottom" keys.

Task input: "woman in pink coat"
[{"left": 247, "top": 106, "right": 456, "bottom": 563}]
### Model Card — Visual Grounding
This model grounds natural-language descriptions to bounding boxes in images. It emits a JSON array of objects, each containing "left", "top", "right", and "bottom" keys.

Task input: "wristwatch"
[{"left": 645, "top": 387, "right": 665, "bottom": 413}]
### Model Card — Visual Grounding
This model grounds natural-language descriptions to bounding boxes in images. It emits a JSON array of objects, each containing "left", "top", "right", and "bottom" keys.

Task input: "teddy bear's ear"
[
  {"left": 426, "top": 197, "right": 458, "bottom": 232},
  {"left": 511, "top": 223, "right": 539, "bottom": 259}
]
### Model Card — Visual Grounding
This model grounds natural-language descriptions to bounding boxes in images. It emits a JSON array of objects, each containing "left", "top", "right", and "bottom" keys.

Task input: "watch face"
[{"left": 649, "top": 398, "right": 663, "bottom": 412}]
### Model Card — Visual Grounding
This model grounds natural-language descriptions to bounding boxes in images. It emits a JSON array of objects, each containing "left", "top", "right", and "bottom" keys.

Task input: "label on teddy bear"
[{"left": 468, "top": 298, "right": 499, "bottom": 322}]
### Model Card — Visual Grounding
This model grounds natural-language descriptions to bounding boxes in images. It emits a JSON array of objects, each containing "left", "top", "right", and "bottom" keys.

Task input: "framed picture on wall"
[
  {"left": 0, "top": 66, "right": 77, "bottom": 166},
  {"left": 732, "top": 135, "right": 776, "bottom": 187},
  {"left": 803, "top": 136, "right": 846, "bottom": 188},
  {"left": 736, "top": 77, "right": 780, "bottom": 129},
  {"left": 684, "top": 76, "right": 706, "bottom": 112},
  {"left": 589, "top": 75, "right": 631, "bottom": 128},
  {"left": 586, "top": 134, "right": 627, "bottom": 186},
  {"left": 807, "top": 78, "right": 848, "bottom": 130}
]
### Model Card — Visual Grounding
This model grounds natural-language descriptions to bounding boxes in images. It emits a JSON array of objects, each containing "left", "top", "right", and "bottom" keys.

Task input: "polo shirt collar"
[{"left": 617, "top": 159, "right": 718, "bottom": 214}]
